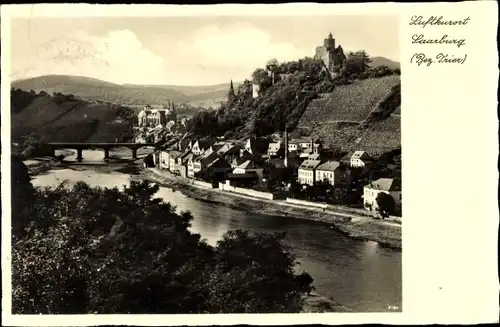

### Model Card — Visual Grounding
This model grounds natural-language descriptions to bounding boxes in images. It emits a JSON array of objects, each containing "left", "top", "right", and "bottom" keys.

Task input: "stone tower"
[
  {"left": 324, "top": 32, "right": 335, "bottom": 51},
  {"left": 315, "top": 32, "right": 347, "bottom": 78}
]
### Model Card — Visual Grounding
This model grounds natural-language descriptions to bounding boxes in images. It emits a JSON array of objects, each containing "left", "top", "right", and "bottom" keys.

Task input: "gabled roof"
[
  {"left": 246, "top": 137, "right": 270, "bottom": 156},
  {"left": 308, "top": 153, "right": 321, "bottom": 160},
  {"left": 179, "top": 149, "right": 192, "bottom": 160},
  {"left": 236, "top": 160, "right": 263, "bottom": 170},
  {"left": 205, "top": 157, "right": 231, "bottom": 170},
  {"left": 195, "top": 150, "right": 218, "bottom": 164},
  {"left": 169, "top": 150, "right": 182, "bottom": 159},
  {"left": 367, "top": 178, "right": 401, "bottom": 192},
  {"left": 316, "top": 161, "right": 342, "bottom": 172},
  {"left": 299, "top": 159, "right": 322, "bottom": 170},
  {"left": 194, "top": 139, "right": 216, "bottom": 150},
  {"left": 352, "top": 150, "right": 371, "bottom": 160},
  {"left": 217, "top": 143, "right": 242, "bottom": 156}
]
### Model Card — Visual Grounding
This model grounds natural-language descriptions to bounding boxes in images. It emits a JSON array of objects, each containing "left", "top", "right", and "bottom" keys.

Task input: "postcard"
[{"left": 1, "top": 2, "right": 498, "bottom": 326}]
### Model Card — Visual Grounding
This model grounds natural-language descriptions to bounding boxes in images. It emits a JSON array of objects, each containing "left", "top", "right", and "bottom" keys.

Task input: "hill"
[
  {"left": 11, "top": 88, "right": 136, "bottom": 143},
  {"left": 297, "top": 77, "right": 401, "bottom": 156},
  {"left": 299, "top": 75, "right": 400, "bottom": 125},
  {"left": 187, "top": 55, "right": 401, "bottom": 156},
  {"left": 369, "top": 57, "right": 400, "bottom": 70},
  {"left": 12, "top": 75, "right": 239, "bottom": 113}
]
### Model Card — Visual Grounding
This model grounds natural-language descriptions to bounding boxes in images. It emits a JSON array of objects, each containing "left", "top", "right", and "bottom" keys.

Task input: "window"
[{"left": 399, "top": 194, "right": 402, "bottom": 200}]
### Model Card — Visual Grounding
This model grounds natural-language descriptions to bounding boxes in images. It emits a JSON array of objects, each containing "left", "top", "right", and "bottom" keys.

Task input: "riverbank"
[
  {"left": 138, "top": 168, "right": 402, "bottom": 249},
  {"left": 26, "top": 158, "right": 400, "bottom": 312}
]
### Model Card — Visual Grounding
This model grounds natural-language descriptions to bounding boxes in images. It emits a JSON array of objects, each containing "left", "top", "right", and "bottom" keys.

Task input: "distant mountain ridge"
[
  {"left": 11, "top": 75, "right": 242, "bottom": 110},
  {"left": 11, "top": 54, "right": 398, "bottom": 109},
  {"left": 369, "top": 57, "right": 400, "bottom": 70}
]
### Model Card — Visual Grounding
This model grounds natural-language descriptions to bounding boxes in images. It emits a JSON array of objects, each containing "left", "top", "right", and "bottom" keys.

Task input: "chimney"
[
  {"left": 284, "top": 128, "right": 289, "bottom": 168},
  {"left": 310, "top": 138, "right": 314, "bottom": 150},
  {"left": 178, "top": 141, "right": 182, "bottom": 151}
]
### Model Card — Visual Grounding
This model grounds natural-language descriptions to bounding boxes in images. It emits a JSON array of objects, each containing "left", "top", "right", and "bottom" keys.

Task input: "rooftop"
[
  {"left": 367, "top": 178, "right": 401, "bottom": 192},
  {"left": 299, "top": 159, "right": 322, "bottom": 170},
  {"left": 316, "top": 161, "right": 342, "bottom": 172}
]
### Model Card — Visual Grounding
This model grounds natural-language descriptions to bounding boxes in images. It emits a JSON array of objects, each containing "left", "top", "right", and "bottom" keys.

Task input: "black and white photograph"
[{"left": 7, "top": 10, "right": 403, "bottom": 315}]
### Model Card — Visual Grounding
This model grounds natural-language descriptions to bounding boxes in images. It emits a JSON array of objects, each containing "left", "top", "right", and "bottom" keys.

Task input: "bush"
[{"left": 12, "top": 177, "right": 314, "bottom": 314}]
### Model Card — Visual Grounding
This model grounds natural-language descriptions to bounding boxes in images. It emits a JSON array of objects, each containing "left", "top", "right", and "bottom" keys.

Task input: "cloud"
[
  {"left": 13, "top": 29, "right": 167, "bottom": 85},
  {"left": 175, "top": 23, "right": 309, "bottom": 72}
]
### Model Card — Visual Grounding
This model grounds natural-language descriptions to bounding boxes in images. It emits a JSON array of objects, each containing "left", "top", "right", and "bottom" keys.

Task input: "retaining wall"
[
  {"left": 219, "top": 182, "right": 275, "bottom": 200},
  {"left": 191, "top": 179, "right": 215, "bottom": 189},
  {"left": 286, "top": 198, "right": 328, "bottom": 209}
]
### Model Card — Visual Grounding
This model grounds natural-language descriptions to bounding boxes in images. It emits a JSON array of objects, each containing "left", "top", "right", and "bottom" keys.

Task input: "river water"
[{"left": 30, "top": 149, "right": 402, "bottom": 312}]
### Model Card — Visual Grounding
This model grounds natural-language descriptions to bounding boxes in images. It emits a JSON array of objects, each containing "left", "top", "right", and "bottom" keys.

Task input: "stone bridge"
[{"left": 47, "top": 142, "right": 158, "bottom": 162}]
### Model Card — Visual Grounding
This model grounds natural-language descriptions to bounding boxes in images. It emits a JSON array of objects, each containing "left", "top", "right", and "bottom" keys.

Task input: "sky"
[{"left": 10, "top": 16, "right": 399, "bottom": 86}]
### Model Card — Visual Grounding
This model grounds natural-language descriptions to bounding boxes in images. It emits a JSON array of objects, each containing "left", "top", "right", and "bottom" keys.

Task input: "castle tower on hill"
[{"left": 314, "top": 32, "right": 347, "bottom": 77}]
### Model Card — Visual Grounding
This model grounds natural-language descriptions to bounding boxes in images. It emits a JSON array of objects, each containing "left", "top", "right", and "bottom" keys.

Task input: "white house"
[
  {"left": 363, "top": 178, "right": 402, "bottom": 211},
  {"left": 350, "top": 151, "right": 373, "bottom": 168},
  {"left": 267, "top": 142, "right": 284, "bottom": 157},
  {"left": 191, "top": 140, "right": 214, "bottom": 156},
  {"left": 192, "top": 151, "right": 219, "bottom": 177},
  {"left": 315, "top": 161, "right": 351, "bottom": 187},
  {"left": 252, "top": 82, "right": 260, "bottom": 98},
  {"left": 168, "top": 150, "right": 182, "bottom": 174},
  {"left": 159, "top": 150, "right": 170, "bottom": 170},
  {"left": 297, "top": 159, "right": 322, "bottom": 186}
]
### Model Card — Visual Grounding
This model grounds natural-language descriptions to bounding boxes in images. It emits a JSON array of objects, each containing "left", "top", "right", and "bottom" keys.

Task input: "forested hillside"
[
  {"left": 12, "top": 75, "right": 236, "bottom": 112},
  {"left": 187, "top": 51, "right": 401, "bottom": 155},
  {"left": 11, "top": 88, "right": 136, "bottom": 143}
]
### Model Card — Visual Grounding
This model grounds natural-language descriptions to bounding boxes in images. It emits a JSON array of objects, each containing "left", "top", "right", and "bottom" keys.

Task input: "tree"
[
  {"left": 12, "top": 180, "right": 314, "bottom": 314},
  {"left": 376, "top": 192, "right": 395, "bottom": 218},
  {"left": 11, "top": 155, "right": 37, "bottom": 241},
  {"left": 342, "top": 50, "right": 372, "bottom": 78},
  {"left": 204, "top": 230, "right": 314, "bottom": 313},
  {"left": 20, "top": 133, "right": 48, "bottom": 158},
  {"left": 252, "top": 68, "right": 272, "bottom": 91}
]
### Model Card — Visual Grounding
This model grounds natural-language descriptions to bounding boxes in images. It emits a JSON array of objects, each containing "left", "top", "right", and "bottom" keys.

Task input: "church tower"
[{"left": 227, "top": 80, "right": 236, "bottom": 105}]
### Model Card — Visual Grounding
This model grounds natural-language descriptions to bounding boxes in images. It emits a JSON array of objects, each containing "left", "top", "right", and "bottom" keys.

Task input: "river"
[{"left": 30, "top": 149, "right": 402, "bottom": 312}]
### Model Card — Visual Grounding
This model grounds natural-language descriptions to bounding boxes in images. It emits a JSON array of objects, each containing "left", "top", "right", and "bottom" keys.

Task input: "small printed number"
[{"left": 387, "top": 305, "right": 399, "bottom": 310}]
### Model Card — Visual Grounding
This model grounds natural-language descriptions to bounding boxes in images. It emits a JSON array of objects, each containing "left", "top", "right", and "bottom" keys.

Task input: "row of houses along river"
[{"left": 29, "top": 148, "right": 401, "bottom": 312}]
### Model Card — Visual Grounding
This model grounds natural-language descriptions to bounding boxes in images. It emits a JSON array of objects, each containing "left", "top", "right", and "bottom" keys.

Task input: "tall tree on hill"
[
  {"left": 252, "top": 68, "right": 272, "bottom": 92},
  {"left": 343, "top": 50, "right": 372, "bottom": 77},
  {"left": 227, "top": 80, "right": 236, "bottom": 106}
]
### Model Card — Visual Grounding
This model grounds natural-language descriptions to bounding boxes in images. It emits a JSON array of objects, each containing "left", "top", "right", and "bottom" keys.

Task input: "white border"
[{"left": 2, "top": 2, "right": 499, "bottom": 325}]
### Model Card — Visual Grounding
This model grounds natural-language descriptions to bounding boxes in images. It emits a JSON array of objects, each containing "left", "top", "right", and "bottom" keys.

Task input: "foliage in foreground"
[{"left": 11, "top": 157, "right": 313, "bottom": 314}]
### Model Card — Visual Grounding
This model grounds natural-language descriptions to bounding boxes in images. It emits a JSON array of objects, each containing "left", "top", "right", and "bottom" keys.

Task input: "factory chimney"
[{"left": 284, "top": 128, "right": 289, "bottom": 168}]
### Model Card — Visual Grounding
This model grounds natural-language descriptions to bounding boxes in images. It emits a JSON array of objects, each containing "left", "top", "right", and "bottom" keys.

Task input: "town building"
[
  {"left": 349, "top": 150, "right": 373, "bottom": 168},
  {"left": 168, "top": 150, "right": 182, "bottom": 174},
  {"left": 363, "top": 178, "right": 402, "bottom": 212},
  {"left": 137, "top": 103, "right": 177, "bottom": 128},
  {"left": 191, "top": 139, "right": 216, "bottom": 156},
  {"left": 232, "top": 160, "right": 265, "bottom": 183},
  {"left": 297, "top": 159, "right": 322, "bottom": 186},
  {"left": 314, "top": 32, "right": 347, "bottom": 78},
  {"left": 315, "top": 161, "right": 351, "bottom": 187},
  {"left": 266, "top": 142, "right": 284, "bottom": 158},
  {"left": 198, "top": 157, "right": 233, "bottom": 182},
  {"left": 242, "top": 137, "right": 270, "bottom": 158},
  {"left": 252, "top": 82, "right": 260, "bottom": 98},
  {"left": 177, "top": 150, "right": 193, "bottom": 178},
  {"left": 192, "top": 150, "right": 219, "bottom": 178}
]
